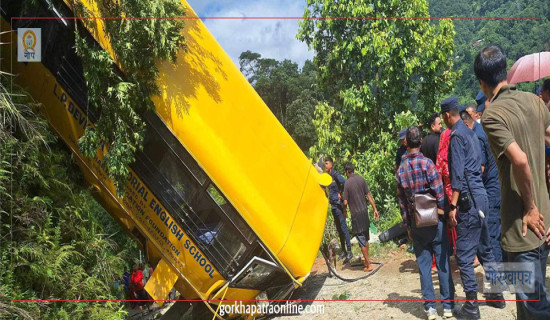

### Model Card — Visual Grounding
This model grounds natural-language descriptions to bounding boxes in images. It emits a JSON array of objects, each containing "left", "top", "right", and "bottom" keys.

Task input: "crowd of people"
[
  {"left": 326, "top": 44, "right": 550, "bottom": 320},
  {"left": 397, "top": 45, "right": 550, "bottom": 320}
]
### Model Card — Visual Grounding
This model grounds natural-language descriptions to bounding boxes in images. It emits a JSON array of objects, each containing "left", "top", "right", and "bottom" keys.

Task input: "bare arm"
[
  {"left": 367, "top": 193, "right": 379, "bottom": 220},
  {"left": 343, "top": 200, "right": 348, "bottom": 219},
  {"left": 505, "top": 142, "right": 545, "bottom": 239}
]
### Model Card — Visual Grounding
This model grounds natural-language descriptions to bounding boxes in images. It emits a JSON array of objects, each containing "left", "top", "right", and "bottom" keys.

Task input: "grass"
[
  {"left": 331, "top": 290, "right": 351, "bottom": 300},
  {"left": 350, "top": 240, "right": 400, "bottom": 261}
]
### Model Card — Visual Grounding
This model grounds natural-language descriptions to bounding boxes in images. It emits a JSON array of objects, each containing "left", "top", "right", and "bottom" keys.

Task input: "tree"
[
  {"left": 299, "top": 0, "right": 458, "bottom": 153},
  {"left": 239, "top": 52, "right": 319, "bottom": 151},
  {"left": 254, "top": 59, "right": 301, "bottom": 126},
  {"left": 286, "top": 90, "right": 318, "bottom": 151},
  {"left": 427, "top": 0, "right": 550, "bottom": 103},
  {"left": 298, "top": 0, "right": 458, "bottom": 231}
]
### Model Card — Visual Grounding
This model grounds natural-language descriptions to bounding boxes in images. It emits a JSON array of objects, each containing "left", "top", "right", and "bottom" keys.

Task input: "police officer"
[
  {"left": 325, "top": 156, "right": 353, "bottom": 263},
  {"left": 441, "top": 96, "right": 505, "bottom": 319},
  {"left": 475, "top": 90, "right": 487, "bottom": 122},
  {"left": 461, "top": 104, "right": 504, "bottom": 263}
]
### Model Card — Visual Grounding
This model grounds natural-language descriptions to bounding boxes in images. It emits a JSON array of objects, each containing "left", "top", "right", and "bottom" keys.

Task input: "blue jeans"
[
  {"left": 411, "top": 220, "right": 455, "bottom": 310},
  {"left": 456, "top": 194, "right": 496, "bottom": 293},
  {"left": 507, "top": 244, "right": 550, "bottom": 320},
  {"left": 331, "top": 203, "right": 351, "bottom": 253}
]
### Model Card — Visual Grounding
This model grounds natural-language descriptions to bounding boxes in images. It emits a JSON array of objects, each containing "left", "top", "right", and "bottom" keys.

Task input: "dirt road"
[
  {"left": 275, "top": 247, "right": 548, "bottom": 320},
  {"left": 134, "top": 245, "right": 547, "bottom": 320}
]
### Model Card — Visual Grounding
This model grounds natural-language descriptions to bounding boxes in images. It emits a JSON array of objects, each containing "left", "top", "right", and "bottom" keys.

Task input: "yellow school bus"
[{"left": 2, "top": 0, "right": 329, "bottom": 317}]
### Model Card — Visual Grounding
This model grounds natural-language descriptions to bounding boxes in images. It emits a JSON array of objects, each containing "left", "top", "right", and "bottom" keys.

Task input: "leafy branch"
[{"left": 73, "top": 0, "right": 186, "bottom": 194}]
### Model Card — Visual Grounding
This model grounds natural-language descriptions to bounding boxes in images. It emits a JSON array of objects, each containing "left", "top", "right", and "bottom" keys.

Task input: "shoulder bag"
[{"left": 404, "top": 162, "right": 439, "bottom": 228}]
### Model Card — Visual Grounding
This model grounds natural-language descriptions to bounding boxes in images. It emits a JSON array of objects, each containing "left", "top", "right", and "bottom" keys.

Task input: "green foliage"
[
  {"left": 427, "top": 0, "right": 550, "bottom": 103},
  {"left": 286, "top": 90, "right": 318, "bottom": 151},
  {"left": 299, "top": 0, "right": 458, "bottom": 153},
  {"left": 332, "top": 290, "right": 351, "bottom": 300},
  {"left": 239, "top": 52, "right": 319, "bottom": 151},
  {"left": 73, "top": 0, "right": 186, "bottom": 194},
  {"left": 299, "top": 0, "right": 456, "bottom": 231},
  {"left": 0, "top": 74, "right": 136, "bottom": 319},
  {"left": 309, "top": 102, "right": 346, "bottom": 159}
]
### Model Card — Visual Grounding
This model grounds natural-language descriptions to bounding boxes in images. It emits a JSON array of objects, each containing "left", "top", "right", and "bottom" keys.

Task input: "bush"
[
  {"left": 315, "top": 110, "right": 421, "bottom": 234},
  {"left": 0, "top": 71, "right": 135, "bottom": 320}
]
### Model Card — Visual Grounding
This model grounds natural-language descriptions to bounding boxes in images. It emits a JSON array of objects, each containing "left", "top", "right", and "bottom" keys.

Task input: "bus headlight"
[{"left": 256, "top": 291, "right": 269, "bottom": 308}]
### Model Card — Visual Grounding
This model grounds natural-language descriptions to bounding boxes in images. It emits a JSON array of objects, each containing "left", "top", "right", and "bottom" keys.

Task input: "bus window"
[
  {"left": 207, "top": 184, "right": 254, "bottom": 244},
  {"left": 231, "top": 256, "right": 291, "bottom": 292},
  {"left": 190, "top": 192, "right": 248, "bottom": 272},
  {"left": 144, "top": 112, "right": 207, "bottom": 185},
  {"left": 141, "top": 130, "right": 201, "bottom": 205},
  {"left": 133, "top": 113, "right": 256, "bottom": 276},
  {"left": 207, "top": 185, "right": 226, "bottom": 205}
]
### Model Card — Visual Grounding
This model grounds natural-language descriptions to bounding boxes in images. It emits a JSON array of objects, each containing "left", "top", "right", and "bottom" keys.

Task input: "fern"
[{"left": 1, "top": 36, "right": 134, "bottom": 320}]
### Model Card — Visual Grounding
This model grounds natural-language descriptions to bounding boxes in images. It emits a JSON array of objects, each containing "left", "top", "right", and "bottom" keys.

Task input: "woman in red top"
[
  {"left": 435, "top": 129, "right": 457, "bottom": 256},
  {"left": 130, "top": 264, "right": 149, "bottom": 313}
]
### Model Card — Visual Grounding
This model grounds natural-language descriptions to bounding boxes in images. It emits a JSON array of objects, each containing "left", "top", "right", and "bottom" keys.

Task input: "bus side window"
[
  {"left": 141, "top": 126, "right": 200, "bottom": 205},
  {"left": 145, "top": 112, "right": 207, "bottom": 185},
  {"left": 189, "top": 193, "right": 222, "bottom": 242},
  {"left": 207, "top": 184, "right": 254, "bottom": 244},
  {"left": 191, "top": 191, "right": 246, "bottom": 260},
  {"left": 135, "top": 116, "right": 250, "bottom": 275}
]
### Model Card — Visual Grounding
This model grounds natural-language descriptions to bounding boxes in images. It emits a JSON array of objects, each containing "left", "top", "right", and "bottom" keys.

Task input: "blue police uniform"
[
  {"left": 472, "top": 121, "right": 504, "bottom": 262},
  {"left": 328, "top": 169, "right": 352, "bottom": 256},
  {"left": 449, "top": 119, "right": 497, "bottom": 294}
]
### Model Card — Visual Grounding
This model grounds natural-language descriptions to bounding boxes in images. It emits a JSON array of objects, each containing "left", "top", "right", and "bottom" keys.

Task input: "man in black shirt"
[
  {"left": 343, "top": 163, "right": 379, "bottom": 272},
  {"left": 420, "top": 113, "right": 442, "bottom": 164}
]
